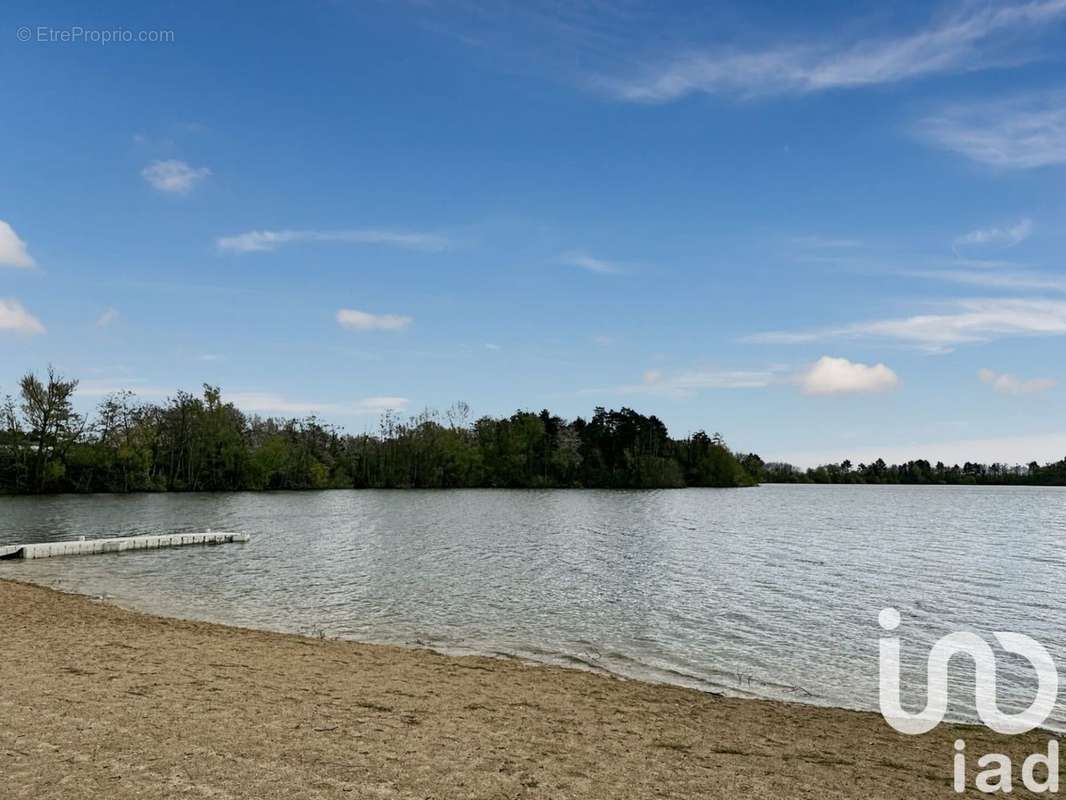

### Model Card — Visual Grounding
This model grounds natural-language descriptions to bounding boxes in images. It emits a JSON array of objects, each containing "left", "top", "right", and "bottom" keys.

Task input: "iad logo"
[
  {"left": 878, "top": 607, "right": 1058, "bottom": 735},
  {"left": 878, "top": 607, "right": 1061, "bottom": 794}
]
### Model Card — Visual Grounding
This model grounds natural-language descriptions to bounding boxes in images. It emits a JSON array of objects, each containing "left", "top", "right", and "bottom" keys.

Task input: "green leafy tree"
[{"left": 19, "top": 367, "right": 82, "bottom": 493}]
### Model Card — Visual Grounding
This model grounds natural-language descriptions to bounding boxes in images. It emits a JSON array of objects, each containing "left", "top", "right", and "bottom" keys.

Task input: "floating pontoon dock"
[{"left": 0, "top": 532, "right": 250, "bottom": 560}]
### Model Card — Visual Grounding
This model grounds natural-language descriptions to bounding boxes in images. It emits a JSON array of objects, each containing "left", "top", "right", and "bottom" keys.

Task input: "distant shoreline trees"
[
  {"left": 3, "top": 368, "right": 1064, "bottom": 495},
  {"left": 749, "top": 457, "right": 1066, "bottom": 486}
]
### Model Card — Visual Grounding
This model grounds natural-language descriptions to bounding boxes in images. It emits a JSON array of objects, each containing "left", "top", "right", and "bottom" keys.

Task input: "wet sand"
[{"left": 0, "top": 579, "right": 1054, "bottom": 798}]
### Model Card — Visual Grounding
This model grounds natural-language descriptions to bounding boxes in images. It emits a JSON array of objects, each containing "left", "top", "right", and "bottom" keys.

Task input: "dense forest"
[
  {"left": 0, "top": 368, "right": 753, "bottom": 493},
  {"left": 3, "top": 368, "right": 1064, "bottom": 495}
]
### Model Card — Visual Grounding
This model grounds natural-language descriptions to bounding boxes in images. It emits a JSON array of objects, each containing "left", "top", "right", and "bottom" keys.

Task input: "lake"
[{"left": 3, "top": 485, "right": 1064, "bottom": 726}]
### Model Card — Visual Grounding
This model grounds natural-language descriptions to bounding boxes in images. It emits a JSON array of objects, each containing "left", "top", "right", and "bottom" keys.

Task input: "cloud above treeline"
[
  {"left": 226, "top": 392, "right": 409, "bottom": 416},
  {"left": 799, "top": 356, "right": 899, "bottom": 395},
  {"left": 141, "top": 159, "right": 212, "bottom": 193},
  {"left": 580, "top": 366, "right": 776, "bottom": 398},
  {"left": 0, "top": 298, "right": 45, "bottom": 335},
  {"left": 559, "top": 251, "right": 626, "bottom": 275},
  {"left": 582, "top": 359, "right": 903, "bottom": 399},
  {"left": 70, "top": 383, "right": 409, "bottom": 416},
  {"left": 0, "top": 220, "right": 36, "bottom": 269},
  {"left": 909, "top": 267, "right": 1066, "bottom": 294},
  {"left": 955, "top": 218, "right": 1033, "bottom": 248},
  {"left": 217, "top": 229, "right": 450, "bottom": 253},
  {"left": 95, "top": 308, "right": 120, "bottom": 329},
  {"left": 748, "top": 298, "right": 1066, "bottom": 351},
  {"left": 594, "top": 0, "right": 1066, "bottom": 101},
  {"left": 917, "top": 90, "right": 1066, "bottom": 169},
  {"left": 978, "top": 368, "right": 1056, "bottom": 395},
  {"left": 335, "top": 308, "right": 413, "bottom": 332}
]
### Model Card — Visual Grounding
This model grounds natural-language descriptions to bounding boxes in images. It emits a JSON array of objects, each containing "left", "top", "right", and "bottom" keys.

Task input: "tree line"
[
  {"left": 0, "top": 368, "right": 754, "bottom": 494},
  {"left": 745, "top": 456, "right": 1066, "bottom": 486},
  {"left": 6, "top": 367, "right": 1064, "bottom": 494}
]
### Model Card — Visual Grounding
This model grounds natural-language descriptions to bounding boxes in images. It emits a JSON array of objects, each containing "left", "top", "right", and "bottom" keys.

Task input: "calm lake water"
[{"left": 3, "top": 485, "right": 1065, "bottom": 726}]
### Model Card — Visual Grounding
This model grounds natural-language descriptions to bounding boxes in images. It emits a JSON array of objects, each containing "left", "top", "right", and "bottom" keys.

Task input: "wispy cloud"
[
  {"left": 0, "top": 298, "right": 45, "bottom": 335},
  {"left": 0, "top": 221, "right": 36, "bottom": 269},
  {"left": 559, "top": 250, "right": 627, "bottom": 275},
  {"left": 978, "top": 367, "right": 1056, "bottom": 395},
  {"left": 336, "top": 309, "right": 413, "bottom": 332},
  {"left": 582, "top": 365, "right": 776, "bottom": 398},
  {"left": 908, "top": 268, "right": 1066, "bottom": 293},
  {"left": 945, "top": 257, "right": 1028, "bottom": 270},
  {"left": 596, "top": 0, "right": 1066, "bottom": 101},
  {"left": 141, "top": 159, "right": 211, "bottom": 193},
  {"left": 77, "top": 380, "right": 170, "bottom": 399},
  {"left": 227, "top": 392, "right": 408, "bottom": 416},
  {"left": 95, "top": 308, "right": 119, "bottom": 328},
  {"left": 791, "top": 235, "right": 863, "bottom": 249},
  {"left": 747, "top": 298, "right": 1066, "bottom": 350},
  {"left": 410, "top": 2, "right": 644, "bottom": 78},
  {"left": 799, "top": 356, "right": 899, "bottom": 395},
  {"left": 955, "top": 218, "right": 1033, "bottom": 248},
  {"left": 73, "top": 382, "right": 409, "bottom": 415},
  {"left": 917, "top": 90, "right": 1066, "bottom": 168},
  {"left": 217, "top": 229, "right": 450, "bottom": 253}
]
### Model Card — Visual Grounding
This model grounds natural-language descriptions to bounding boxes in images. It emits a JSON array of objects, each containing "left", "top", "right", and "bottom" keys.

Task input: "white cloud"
[
  {"left": 227, "top": 392, "right": 408, "bottom": 416},
  {"left": 217, "top": 229, "right": 450, "bottom": 253},
  {"left": 0, "top": 221, "right": 36, "bottom": 269},
  {"left": 978, "top": 367, "right": 1055, "bottom": 395},
  {"left": 141, "top": 159, "right": 212, "bottom": 193},
  {"left": 917, "top": 90, "right": 1066, "bottom": 168},
  {"left": 799, "top": 356, "right": 899, "bottom": 395},
  {"left": 582, "top": 366, "right": 775, "bottom": 398},
  {"left": 336, "top": 309, "right": 413, "bottom": 332},
  {"left": 0, "top": 298, "right": 45, "bottom": 335},
  {"left": 95, "top": 308, "right": 119, "bottom": 328},
  {"left": 597, "top": 1, "right": 1066, "bottom": 101},
  {"left": 559, "top": 251, "right": 625, "bottom": 275},
  {"left": 956, "top": 218, "right": 1033, "bottom": 247},
  {"left": 748, "top": 298, "right": 1066, "bottom": 350}
]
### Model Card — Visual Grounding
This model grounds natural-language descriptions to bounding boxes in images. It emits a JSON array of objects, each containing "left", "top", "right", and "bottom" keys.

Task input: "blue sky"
[{"left": 3, "top": 0, "right": 1066, "bottom": 466}]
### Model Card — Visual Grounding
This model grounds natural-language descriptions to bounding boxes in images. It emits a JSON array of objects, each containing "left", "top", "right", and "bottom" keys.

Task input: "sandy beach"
[{"left": 0, "top": 578, "right": 1053, "bottom": 799}]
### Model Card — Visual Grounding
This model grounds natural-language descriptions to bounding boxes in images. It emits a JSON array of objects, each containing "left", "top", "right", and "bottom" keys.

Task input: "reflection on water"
[{"left": 3, "top": 485, "right": 1065, "bottom": 725}]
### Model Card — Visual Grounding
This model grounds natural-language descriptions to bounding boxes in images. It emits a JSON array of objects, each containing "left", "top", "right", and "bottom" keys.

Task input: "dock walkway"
[{"left": 0, "top": 532, "right": 249, "bottom": 560}]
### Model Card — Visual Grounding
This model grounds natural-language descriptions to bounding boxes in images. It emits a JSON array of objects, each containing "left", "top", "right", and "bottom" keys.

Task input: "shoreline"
[
  {"left": 15, "top": 573, "right": 1062, "bottom": 736},
  {"left": 1, "top": 578, "right": 1054, "bottom": 798},
  {"left": 5, "top": 483, "right": 1066, "bottom": 501},
  {"left": 0, "top": 572, "right": 903, "bottom": 722}
]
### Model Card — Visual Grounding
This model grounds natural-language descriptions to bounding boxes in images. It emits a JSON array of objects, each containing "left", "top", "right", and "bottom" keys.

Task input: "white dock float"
[{"left": 0, "top": 532, "right": 249, "bottom": 560}]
